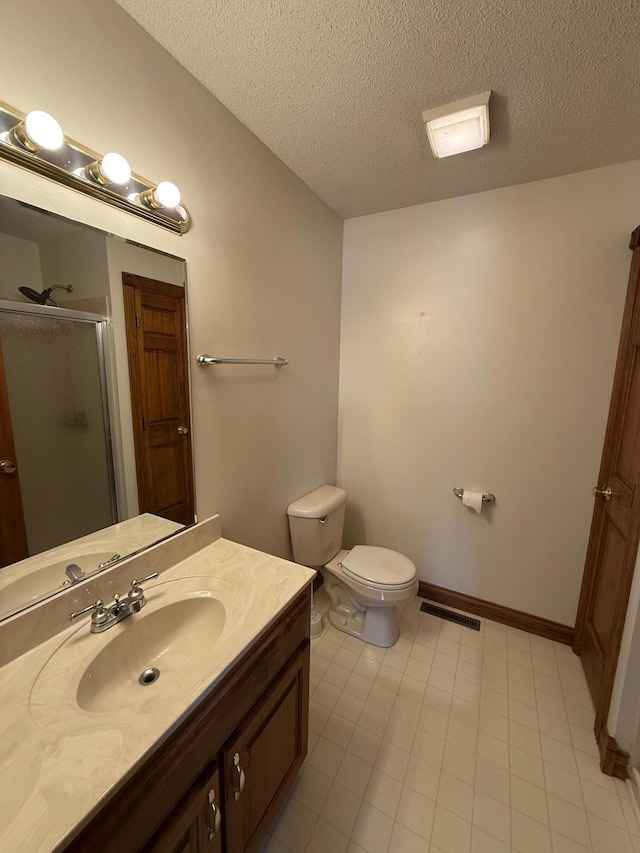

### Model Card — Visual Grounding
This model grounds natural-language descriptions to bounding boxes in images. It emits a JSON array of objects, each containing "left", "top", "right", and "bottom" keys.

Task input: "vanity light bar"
[{"left": 0, "top": 100, "right": 191, "bottom": 235}]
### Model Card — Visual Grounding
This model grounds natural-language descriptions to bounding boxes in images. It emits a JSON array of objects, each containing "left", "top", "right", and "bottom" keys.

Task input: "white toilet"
[{"left": 287, "top": 485, "right": 418, "bottom": 647}]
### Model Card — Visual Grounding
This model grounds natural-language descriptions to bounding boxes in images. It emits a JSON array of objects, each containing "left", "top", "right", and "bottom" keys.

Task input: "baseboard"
[
  {"left": 418, "top": 581, "right": 574, "bottom": 645},
  {"left": 597, "top": 724, "right": 630, "bottom": 780}
]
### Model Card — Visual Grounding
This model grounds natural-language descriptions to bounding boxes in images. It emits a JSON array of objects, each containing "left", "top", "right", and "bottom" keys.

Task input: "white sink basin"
[
  {"left": 29, "top": 575, "right": 247, "bottom": 731},
  {"left": 77, "top": 597, "right": 226, "bottom": 713}
]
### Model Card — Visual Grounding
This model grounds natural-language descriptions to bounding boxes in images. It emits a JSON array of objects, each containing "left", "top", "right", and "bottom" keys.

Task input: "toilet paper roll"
[{"left": 462, "top": 490, "right": 483, "bottom": 514}]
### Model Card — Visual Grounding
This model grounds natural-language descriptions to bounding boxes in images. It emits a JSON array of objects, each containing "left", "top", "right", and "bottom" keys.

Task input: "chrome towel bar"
[
  {"left": 197, "top": 354, "right": 288, "bottom": 367},
  {"left": 453, "top": 487, "right": 495, "bottom": 503}
]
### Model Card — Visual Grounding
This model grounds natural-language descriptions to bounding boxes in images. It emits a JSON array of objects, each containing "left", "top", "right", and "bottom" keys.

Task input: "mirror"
[{"left": 0, "top": 194, "right": 195, "bottom": 620}]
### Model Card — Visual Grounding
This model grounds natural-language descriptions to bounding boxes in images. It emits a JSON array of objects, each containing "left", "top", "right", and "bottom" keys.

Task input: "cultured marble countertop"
[{"left": 0, "top": 533, "right": 315, "bottom": 853}]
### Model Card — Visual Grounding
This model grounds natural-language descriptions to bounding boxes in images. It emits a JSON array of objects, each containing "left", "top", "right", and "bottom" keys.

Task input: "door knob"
[
  {"left": 177, "top": 425, "right": 189, "bottom": 434},
  {"left": 594, "top": 485, "right": 613, "bottom": 501},
  {"left": 0, "top": 459, "right": 17, "bottom": 475}
]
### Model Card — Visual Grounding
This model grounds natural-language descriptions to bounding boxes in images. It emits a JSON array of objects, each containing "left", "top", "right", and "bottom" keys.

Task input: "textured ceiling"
[{"left": 115, "top": 0, "right": 640, "bottom": 218}]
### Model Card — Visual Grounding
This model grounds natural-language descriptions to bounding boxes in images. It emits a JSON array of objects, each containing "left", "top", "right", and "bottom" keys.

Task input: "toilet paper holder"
[{"left": 453, "top": 487, "right": 495, "bottom": 503}]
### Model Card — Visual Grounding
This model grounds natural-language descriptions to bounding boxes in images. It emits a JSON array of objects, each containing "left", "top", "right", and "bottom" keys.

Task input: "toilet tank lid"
[
  {"left": 287, "top": 485, "right": 347, "bottom": 518},
  {"left": 341, "top": 545, "right": 417, "bottom": 586}
]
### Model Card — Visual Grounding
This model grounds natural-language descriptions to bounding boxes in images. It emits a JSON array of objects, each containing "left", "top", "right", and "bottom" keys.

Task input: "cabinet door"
[
  {"left": 144, "top": 765, "right": 223, "bottom": 853},
  {"left": 223, "top": 643, "right": 309, "bottom": 853}
]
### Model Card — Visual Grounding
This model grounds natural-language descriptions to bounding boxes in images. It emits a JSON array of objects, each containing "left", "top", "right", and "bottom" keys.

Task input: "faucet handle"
[
  {"left": 69, "top": 599, "right": 106, "bottom": 622},
  {"left": 131, "top": 572, "right": 159, "bottom": 588}
]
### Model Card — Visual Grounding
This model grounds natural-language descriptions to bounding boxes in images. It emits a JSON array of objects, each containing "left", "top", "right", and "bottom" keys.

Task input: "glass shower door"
[{"left": 0, "top": 308, "right": 116, "bottom": 557}]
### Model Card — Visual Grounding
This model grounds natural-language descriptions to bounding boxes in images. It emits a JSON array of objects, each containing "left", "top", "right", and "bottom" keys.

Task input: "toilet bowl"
[{"left": 287, "top": 485, "right": 417, "bottom": 647}]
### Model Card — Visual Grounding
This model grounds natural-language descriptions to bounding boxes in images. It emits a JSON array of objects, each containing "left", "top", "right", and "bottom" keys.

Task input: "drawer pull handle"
[
  {"left": 233, "top": 752, "right": 246, "bottom": 802},
  {"left": 207, "top": 788, "right": 222, "bottom": 840}
]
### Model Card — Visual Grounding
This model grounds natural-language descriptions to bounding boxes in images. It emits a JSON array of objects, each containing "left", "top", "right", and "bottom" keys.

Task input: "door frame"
[
  {"left": 574, "top": 225, "right": 640, "bottom": 775},
  {"left": 122, "top": 272, "right": 196, "bottom": 525}
]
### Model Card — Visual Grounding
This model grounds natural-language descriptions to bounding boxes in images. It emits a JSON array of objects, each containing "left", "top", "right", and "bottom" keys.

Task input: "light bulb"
[
  {"left": 99, "top": 152, "right": 131, "bottom": 184},
  {"left": 154, "top": 181, "right": 181, "bottom": 208},
  {"left": 19, "top": 110, "right": 64, "bottom": 151},
  {"left": 140, "top": 180, "right": 182, "bottom": 210},
  {"left": 85, "top": 152, "right": 131, "bottom": 185}
]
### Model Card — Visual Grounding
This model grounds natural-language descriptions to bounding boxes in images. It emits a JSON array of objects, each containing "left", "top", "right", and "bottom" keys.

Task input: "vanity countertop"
[{"left": 0, "top": 533, "right": 315, "bottom": 853}]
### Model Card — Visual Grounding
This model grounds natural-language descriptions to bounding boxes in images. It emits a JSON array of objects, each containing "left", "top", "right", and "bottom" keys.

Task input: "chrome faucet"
[
  {"left": 68, "top": 572, "right": 158, "bottom": 633},
  {"left": 65, "top": 563, "right": 86, "bottom": 583},
  {"left": 98, "top": 553, "right": 121, "bottom": 569}
]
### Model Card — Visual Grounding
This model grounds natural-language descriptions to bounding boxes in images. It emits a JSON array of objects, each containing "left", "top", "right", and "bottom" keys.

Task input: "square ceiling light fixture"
[{"left": 423, "top": 91, "right": 491, "bottom": 158}]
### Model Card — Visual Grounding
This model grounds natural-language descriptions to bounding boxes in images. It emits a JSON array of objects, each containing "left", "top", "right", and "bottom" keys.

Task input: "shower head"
[{"left": 18, "top": 284, "right": 73, "bottom": 307}]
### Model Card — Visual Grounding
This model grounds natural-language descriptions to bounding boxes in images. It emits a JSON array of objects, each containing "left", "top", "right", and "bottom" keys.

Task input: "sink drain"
[{"left": 139, "top": 667, "right": 160, "bottom": 686}]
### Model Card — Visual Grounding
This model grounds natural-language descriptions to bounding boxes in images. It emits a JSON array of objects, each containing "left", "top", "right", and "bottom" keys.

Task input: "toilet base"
[
  {"left": 327, "top": 604, "right": 400, "bottom": 648},
  {"left": 322, "top": 569, "right": 401, "bottom": 647}
]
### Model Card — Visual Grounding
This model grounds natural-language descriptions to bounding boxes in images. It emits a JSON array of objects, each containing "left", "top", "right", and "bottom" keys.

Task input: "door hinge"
[
  {"left": 142, "top": 417, "right": 146, "bottom": 430},
  {"left": 135, "top": 313, "right": 140, "bottom": 328}
]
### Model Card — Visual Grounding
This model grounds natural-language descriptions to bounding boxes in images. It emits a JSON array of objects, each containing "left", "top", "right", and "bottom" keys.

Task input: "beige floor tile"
[
  {"left": 543, "top": 761, "right": 584, "bottom": 809},
  {"left": 305, "top": 817, "right": 349, "bottom": 853},
  {"left": 511, "top": 809, "right": 552, "bottom": 853},
  {"left": 364, "top": 768, "right": 402, "bottom": 819},
  {"left": 337, "top": 752, "right": 373, "bottom": 797},
  {"left": 321, "top": 781, "right": 362, "bottom": 837},
  {"left": 471, "top": 826, "right": 510, "bottom": 853},
  {"left": 383, "top": 716, "right": 415, "bottom": 752},
  {"left": 547, "top": 795, "right": 591, "bottom": 848},
  {"left": 437, "top": 771, "right": 474, "bottom": 821},
  {"left": 291, "top": 764, "right": 332, "bottom": 814},
  {"left": 273, "top": 798, "right": 318, "bottom": 851},
  {"left": 348, "top": 726, "right": 382, "bottom": 765},
  {"left": 289, "top": 610, "right": 637, "bottom": 853},
  {"left": 588, "top": 813, "right": 634, "bottom": 853},
  {"left": 323, "top": 712, "right": 356, "bottom": 748},
  {"left": 308, "top": 736, "right": 345, "bottom": 778},
  {"left": 404, "top": 753, "right": 441, "bottom": 800},
  {"left": 443, "top": 742, "right": 476, "bottom": 785},
  {"left": 581, "top": 778, "right": 627, "bottom": 829},
  {"left": 509, "top": 745, "right": 545, "bottom": 788},
  {"left": 389, "top": 821, "right": 428, "bottom": 853},
  {"left": 396, "top": 785, "right": 436, "bottom": 839},
  {"left": 351, "top": 802, "right": 394, "bottom": 853},
  {"left": 473, "top": 790, "right": 511, "bottom": 844},
  {"left": 374, "top": 741, "right": 410, "bottom": 783},
  {"left": 475, "top": 759, "right": 510, "bottom": 805},
  {"left": 432, "top": 804, "right": 472, "bottom": 853}
]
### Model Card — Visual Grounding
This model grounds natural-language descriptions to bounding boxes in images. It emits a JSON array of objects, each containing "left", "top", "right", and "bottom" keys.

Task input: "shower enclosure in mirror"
[
  {"left": 0, "top": 194, "right": 195, "bottom": 621},
  {"left": 0, "top": 304, "right": 116, "bottom": 563}
]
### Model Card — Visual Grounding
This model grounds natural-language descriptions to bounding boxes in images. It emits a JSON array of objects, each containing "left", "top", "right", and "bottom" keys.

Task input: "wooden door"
[
  {"left": 0, "top": 336, "right": 29, "bottom": 567},
  {"left": 144, "top": 765, "right": 223, "bottom": 853},
  {"left": 123, "top": 273, "right": 194, "bottom": 526},
  {"left": 223, "top": 645, "right": 309, "bottom": 853},
  {"left": 574, "top": 226, "right": 640, "bottom": 775}
]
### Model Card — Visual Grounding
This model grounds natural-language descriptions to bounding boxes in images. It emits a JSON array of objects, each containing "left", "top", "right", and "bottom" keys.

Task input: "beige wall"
[
  {"left": 0, "top": 233, "right": 42, "bottom": 300},
  {"left": 0, "top": 0, "right": 343, "bottom": 559},
  {"left": 340, "top": 162, "right": 640, "bottom": 626}
]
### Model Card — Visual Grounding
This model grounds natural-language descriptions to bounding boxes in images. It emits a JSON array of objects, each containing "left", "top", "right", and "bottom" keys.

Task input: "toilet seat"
[{"left": 340, "top": 545, "right": 417, "bottom": 590}]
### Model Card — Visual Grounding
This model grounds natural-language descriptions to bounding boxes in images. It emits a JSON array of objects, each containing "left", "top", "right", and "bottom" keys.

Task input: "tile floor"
[{"left": 260, "top": 591, "right": 640, "bottom": 853}]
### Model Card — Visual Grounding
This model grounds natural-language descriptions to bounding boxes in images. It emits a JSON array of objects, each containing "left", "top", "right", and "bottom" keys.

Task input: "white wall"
[
  {"left": 0, "top": 0, "right": 343, "bottom": 559},
  {"left": 0, "top": 233, "right": 42, "bottom": 300},
  {"left": 39, "top": 231, "right": 110, "bottom": 303},
  {"left": 340, "top": 162, "right": 640, "bottom": 626}
]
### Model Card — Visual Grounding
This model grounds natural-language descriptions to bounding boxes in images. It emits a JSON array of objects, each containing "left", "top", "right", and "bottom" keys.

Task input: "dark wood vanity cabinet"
[
  {"left": 60, "top": 588, "right": 310, "bottom": 853},
  {"left": 146, "top": 765, "right": 223, "bottom": 853}
]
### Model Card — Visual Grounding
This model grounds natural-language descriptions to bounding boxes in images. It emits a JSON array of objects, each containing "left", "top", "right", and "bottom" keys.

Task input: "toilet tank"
[{"left": 287, "top": 485, "right": 347, "bottom": 567}]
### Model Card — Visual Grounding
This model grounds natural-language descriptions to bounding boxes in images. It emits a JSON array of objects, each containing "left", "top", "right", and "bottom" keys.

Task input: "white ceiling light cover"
[{"left": 423, "top": 91, "right": 491, "bottom": 158}]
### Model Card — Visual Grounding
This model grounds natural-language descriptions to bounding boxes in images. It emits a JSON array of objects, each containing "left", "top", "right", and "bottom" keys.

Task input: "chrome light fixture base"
[{"left": 0, "top": 100, "right": 191, "bottom": 235}]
